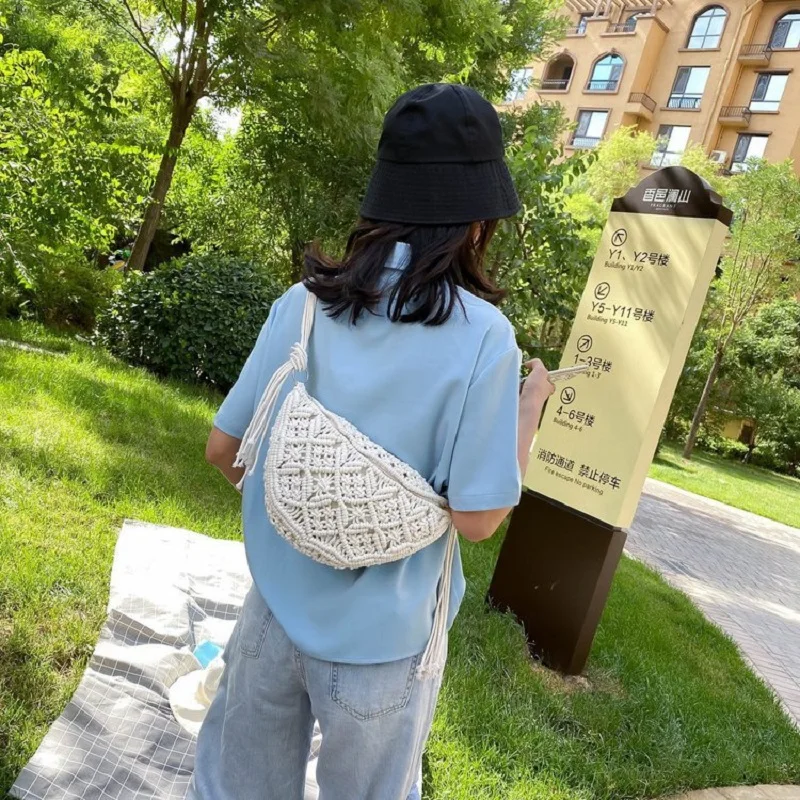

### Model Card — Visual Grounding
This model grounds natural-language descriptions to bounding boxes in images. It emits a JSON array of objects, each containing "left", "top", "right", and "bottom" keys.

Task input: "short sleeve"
[
  {"left": 213, "top": 312, "right": 275, "bottom": 439},
  {"left": 446, "top": 345, "right": 522, "bottom": 512}
]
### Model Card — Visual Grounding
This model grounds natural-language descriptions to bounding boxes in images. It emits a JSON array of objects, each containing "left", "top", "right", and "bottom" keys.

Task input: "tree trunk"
[
  {"left": 126, "top": 104, "right": 194, "bottom": 272},
  {"left": 683, "top": 347, "right": 725, "bottom": 459}
]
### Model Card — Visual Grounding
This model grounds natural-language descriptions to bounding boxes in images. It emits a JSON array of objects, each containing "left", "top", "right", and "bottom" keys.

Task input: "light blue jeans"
[{"left": 189, "top": 586, "right": 442, "bottom": 800}]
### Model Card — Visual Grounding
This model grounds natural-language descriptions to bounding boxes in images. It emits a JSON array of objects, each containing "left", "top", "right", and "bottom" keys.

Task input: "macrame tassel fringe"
[
  {"left": 234, "top": 357, "right": 297, "bottom": 490},
  {"left": 417, "top": 525, "right": 457, "bottom": 680},
  {"left": 234, "top": 291, "right": 317, "bottom": 490}
]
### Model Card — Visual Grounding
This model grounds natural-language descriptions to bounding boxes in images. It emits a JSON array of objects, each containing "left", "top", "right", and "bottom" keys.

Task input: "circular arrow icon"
[
  {"left": 577, "top": 334, "right": 593, "bottom": 353},
  {"left": 611, "top": 228, "right": 627, "bottom": 246},
  {"left": 560, "top": 386, "right": 576, "bottom": 405},
  {"left": 594, "top": 282, "right": 611, "bottom": 300}
]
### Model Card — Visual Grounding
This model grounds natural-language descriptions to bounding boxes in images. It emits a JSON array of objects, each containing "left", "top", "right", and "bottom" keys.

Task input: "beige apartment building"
[{"left": 505, "top": 0, "right": 800, "bottom": 173}]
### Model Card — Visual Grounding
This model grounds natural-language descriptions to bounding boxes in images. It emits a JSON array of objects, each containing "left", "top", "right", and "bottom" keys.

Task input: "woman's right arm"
[{"left": 451, "top": 359, "right": 554, "bottom": 542}]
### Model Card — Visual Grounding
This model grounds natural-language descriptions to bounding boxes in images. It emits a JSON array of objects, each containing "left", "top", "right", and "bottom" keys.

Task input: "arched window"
[
  {"left": 587, "top": 54, "right": 624, "bottom": 92},
  {"left": 770, "top": 11, "right": 800, "bottom": 49},
  {"left": 623, "top": 12, "right": 644, "bottom": 32},
  {"left": 687, "top": 6, "right": 728, "bottom": 49},
  {"left": 542, "top": 53, "right": 575, "bottom": 91}
]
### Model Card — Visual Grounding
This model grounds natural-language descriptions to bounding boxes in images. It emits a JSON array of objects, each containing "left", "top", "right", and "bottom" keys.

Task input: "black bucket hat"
[{"left": 360, "top": 83, "right": 521, "bottom": 226}]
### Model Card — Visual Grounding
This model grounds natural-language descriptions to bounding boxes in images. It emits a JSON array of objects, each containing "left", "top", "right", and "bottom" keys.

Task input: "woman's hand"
[{"left": 521, "top": 358, "right": 555, "bottom": 407}]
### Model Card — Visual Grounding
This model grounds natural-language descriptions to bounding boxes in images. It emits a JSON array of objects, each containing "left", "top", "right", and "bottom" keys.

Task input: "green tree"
[
  {"left": 680, "top": 143, "right": 728, "bottom": 197},
  {"left": 82, "top": 0, "right": 563, "bottom": 272},
  {"left": 165, "top": 118, "right": 276, "bottom": 264},
  {"left": 563, "top": 125, "right": 657, "bottom": 255},
  {"left": 683, "top": 160, "right": 800, "bottom": 458},
  {"left": 0, "top": 7, "right": 156, "bottom": 321},
  {"left": 732, "top": 297, "right": 800, "bottom": 389},
  {"left": 490, "top": 104, "right": 591, "bottom": 357},
  {"left": 581, "top": 125, "right": 657, "bottom": 206}
]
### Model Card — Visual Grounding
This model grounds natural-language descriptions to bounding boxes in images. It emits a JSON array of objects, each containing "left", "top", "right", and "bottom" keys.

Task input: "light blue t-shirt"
[{"left": 214, "top": 243, "right": 522, "bottom": 664}]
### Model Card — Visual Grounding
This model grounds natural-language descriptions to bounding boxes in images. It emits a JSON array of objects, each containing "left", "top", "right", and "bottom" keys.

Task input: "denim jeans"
[{"left": 189, "top": 586, "right": 443, "bottom": 800}]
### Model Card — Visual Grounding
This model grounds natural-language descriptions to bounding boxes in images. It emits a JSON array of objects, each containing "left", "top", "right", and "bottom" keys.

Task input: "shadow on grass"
[
  {"left": 692, "top": 449, "right": 800, "bottom": 491},
  {"left": 652, "top": 453, "right": 690, "bottom": 472},
  {"left": 0, "top": 353, "right": 237, "bottom": 528}
]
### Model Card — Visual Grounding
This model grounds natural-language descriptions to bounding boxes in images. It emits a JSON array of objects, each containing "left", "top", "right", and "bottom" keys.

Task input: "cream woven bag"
[{"left": 234, "top": 288, "right": 456, "bottom": 678}]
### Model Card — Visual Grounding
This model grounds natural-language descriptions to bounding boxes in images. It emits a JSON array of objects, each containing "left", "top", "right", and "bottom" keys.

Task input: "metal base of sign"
[{"left": 486, "top": 489, "right": 626, "bottom": 675}]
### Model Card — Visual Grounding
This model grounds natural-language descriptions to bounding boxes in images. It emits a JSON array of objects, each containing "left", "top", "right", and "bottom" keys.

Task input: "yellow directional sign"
[{"left": 524, "top": 167, "right": 732, "bottom": 528}]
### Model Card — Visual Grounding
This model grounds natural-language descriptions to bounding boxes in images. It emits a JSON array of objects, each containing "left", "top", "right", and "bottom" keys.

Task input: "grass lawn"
[
  {"left": 2, "top": 321, "right": 800, "bottom": 799},
  {"left": 649, "top": 444, "right": 800, "bottom": 529}
]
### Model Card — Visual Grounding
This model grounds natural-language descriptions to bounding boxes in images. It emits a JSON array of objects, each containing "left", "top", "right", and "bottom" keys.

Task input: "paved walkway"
[
  {"left": 628, "top": 479, "right": 800, "bottom": 727},
  {"left": 665, "top": 787, "right": 800, "bottom": 799}
]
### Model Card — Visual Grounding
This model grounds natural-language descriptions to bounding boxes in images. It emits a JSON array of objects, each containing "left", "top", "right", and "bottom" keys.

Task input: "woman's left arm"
[{"left": 206, "top": 427, "right": 245, "bottom": 488}]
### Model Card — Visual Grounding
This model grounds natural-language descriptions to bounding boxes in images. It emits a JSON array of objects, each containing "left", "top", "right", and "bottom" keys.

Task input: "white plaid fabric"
[{"left": 10, "top": 521, "right": 250, "bottom": 800}]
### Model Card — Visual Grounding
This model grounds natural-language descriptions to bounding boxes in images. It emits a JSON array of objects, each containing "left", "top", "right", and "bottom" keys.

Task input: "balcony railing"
[
  {"left": 607, "top": 21, "right": 637, "bottom": 34},
  {"left": 571, "top": 135, "right": 601, "bottom": 149},
  {"left": 628, "top": 92, "right": 656, "bottom": 112},
  {"left": 586, "top": 79, "right": 620, "bottom": 92},
  {"left": 739, "top": 43, "right": 772, "bottom": 62},
  {"left": 540, "top": 78, "right": 571, "bottom": 91},
  {"left": 719, "top": 106, "right": 752, "bottom": 125},
  {"left": 566, "top": 24, "right": 587, "bottom": 36},
  {"left": 667, "top": 94, "right": 702, "bottom": 110}
]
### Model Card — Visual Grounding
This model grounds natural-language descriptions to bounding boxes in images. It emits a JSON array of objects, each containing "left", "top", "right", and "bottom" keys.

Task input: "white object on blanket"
[
  {"left": 168, "top": 655, "right": 225, "bottom": 737},
  {"left": 168, "top": 653, "right": 324, "bottom": 798}
]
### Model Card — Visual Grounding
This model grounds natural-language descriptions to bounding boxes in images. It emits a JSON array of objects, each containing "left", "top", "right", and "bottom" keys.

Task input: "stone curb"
[
  {"left": 663, "top": 786, "right": 800, "bottom": 799},
  {"left": 0, "top": 339, "right": 66, "bottom": 357}
]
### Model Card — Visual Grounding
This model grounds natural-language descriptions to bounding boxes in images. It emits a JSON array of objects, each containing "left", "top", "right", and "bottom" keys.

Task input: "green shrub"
[
  {"left": 718, "top": 438, "right": 751, "bottom": 462},
  {"left": 750, "top": 439, "right": 790, "bottom": 473},
  {"left": 97, "top": 254, "right": 285, "bottom": 390},
  {"left": 30, "top": 256, "right": 119, "bottom": 330},
  {"left": 695, "top": 430, "right": 725, "bottom": 455},
  {"left": 1, "top": 254, "right": 117, "bottom": 330},
  {"left": 663, "top": 416, "right": 689, "bottom": 442},
  {"left": 0, "top": 264, "right": 23, "bottom": 319},
  {"left": 687, "top": 429, "right": 751, "bottom": 463}
]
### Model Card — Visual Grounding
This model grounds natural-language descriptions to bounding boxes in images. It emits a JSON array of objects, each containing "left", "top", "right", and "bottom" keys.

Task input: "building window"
[
  {"left": 623, "top": 12, "right": 644, "bottom": 32},
  {"left": 770, "top": 12, "right": 800, "bottom": 49},
  {"left": 651, "top": 125, "right": 691, "bottom": 167},
  {"left": 505, "top": 68, "right": 533, "bottom": 103},
  {"left": 686, "top": 6, "right": 728, "bottom": 49},
  {"left": 541, "top": 53, "right": 575, "bottom": 91},
  {"left": 572, "top": 110, "right": 609, "bottom": 148},
  {"left": 587, "top": 54, "right": 624, "bottom": 92},
  {"left": 750, "top": 73, "right": 788, "bottom": 112},
  {"left": 576, "top": 13, "right": 592, "bottom": 34},
  {"left": 668, "top": 66, "right": 710, "bottom": 109},
  {"left": 731, "top": 134, "right": 769, "bottom": 171}
]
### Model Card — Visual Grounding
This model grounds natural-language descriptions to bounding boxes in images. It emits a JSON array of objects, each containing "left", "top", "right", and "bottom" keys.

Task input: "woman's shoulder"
[
  {"left": 456, "top": 288, "right": 517, "bottom": 350},
  {"left": 264, "top": 282, "right": 306, "bottom": 325}
]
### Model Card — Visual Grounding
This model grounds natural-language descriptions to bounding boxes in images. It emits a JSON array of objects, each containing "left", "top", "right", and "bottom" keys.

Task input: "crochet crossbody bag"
[{"left": 234, "top": 288, "right": 456, "bottom": 678}]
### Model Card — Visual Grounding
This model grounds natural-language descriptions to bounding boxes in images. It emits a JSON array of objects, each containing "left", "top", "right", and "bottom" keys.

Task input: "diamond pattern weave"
[{"left": 265, "top": 382, "right": 451, "bottom": 569}]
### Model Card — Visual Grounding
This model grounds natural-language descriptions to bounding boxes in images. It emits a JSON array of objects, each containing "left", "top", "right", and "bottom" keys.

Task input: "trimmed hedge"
[{"left": 97, "top": 254, "right": 285, "bottom": 391}]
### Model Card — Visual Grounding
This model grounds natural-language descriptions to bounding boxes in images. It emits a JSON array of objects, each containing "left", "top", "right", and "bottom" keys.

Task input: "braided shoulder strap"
[{"left": 234, "top": 290, "right": 317, "bottom": 485}]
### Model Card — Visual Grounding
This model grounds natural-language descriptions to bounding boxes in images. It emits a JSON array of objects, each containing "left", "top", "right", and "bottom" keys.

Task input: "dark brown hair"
[{"left": 302, "top": 220, "right": 503, "bottom": 325}]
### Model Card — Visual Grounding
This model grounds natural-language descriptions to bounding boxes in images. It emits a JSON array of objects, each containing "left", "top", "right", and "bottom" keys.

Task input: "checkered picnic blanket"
[{"left": 10, "top": 521, "right": 250, "bottom": 800}]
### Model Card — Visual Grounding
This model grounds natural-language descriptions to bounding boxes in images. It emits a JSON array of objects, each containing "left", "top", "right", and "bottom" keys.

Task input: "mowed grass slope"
[
  {"left": 651, "top": 445, "right": 800, "bottom": 530},
  {"left": 1, "top": 321, "right": 799, "bottom": 799}
]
